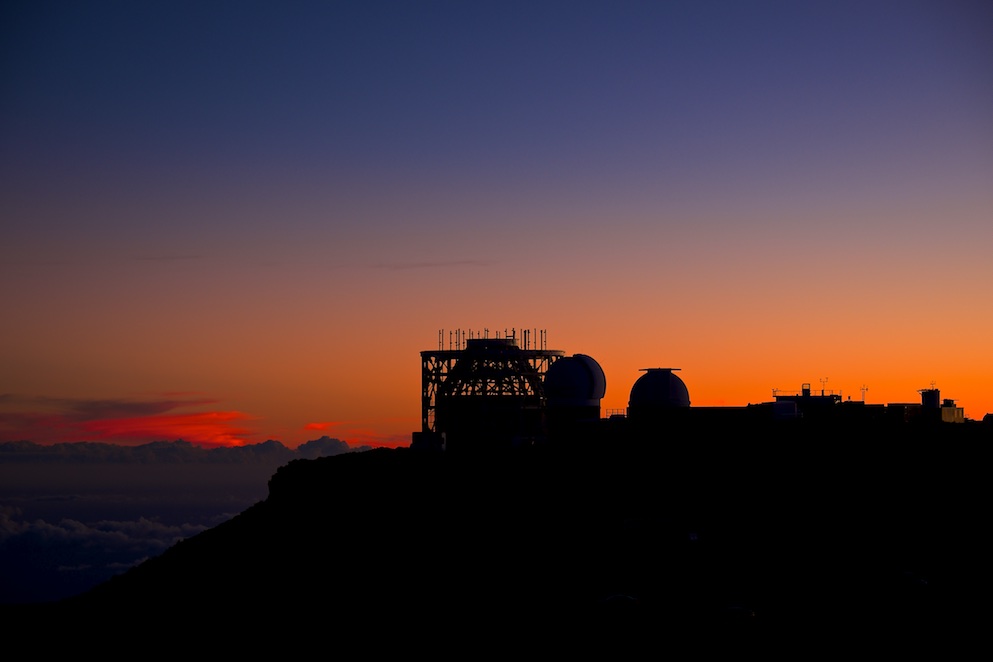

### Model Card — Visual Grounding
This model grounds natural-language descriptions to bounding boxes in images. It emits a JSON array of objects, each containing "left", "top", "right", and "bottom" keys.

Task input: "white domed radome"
[
  {"left": 628, "top": 368, "right": 690, "bottom": 410},
  {"left": 544, "top": 354, "right": 606, "bottom": 407}
]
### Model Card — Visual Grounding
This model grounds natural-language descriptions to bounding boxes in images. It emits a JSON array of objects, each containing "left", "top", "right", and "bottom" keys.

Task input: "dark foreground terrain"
[{"left": 9, "top": 419, "right": 978, "bottom": 652}]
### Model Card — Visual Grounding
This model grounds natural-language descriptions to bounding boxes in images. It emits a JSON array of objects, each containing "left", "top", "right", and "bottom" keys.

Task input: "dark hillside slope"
[{"left": 29, "top": 421, "right": 979, "bottom": 648}]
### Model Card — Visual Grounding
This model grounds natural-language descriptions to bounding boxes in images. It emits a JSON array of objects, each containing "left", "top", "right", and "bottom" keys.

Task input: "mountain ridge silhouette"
[{"left": 10, "top": 420, "right": 970, "bottom": 650}]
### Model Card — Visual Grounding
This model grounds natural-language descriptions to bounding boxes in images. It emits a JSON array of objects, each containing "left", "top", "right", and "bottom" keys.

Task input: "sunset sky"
[{"left": 3, "top": 0, "right": 991, "bottom": 448}]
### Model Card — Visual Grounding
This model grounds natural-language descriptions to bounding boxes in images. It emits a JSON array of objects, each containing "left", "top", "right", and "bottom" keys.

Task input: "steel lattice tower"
[{"left": 420, "top": 330, "right": 564, "bottom": 440}]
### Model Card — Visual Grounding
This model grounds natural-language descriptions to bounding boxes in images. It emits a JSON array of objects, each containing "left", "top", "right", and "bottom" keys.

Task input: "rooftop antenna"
[
  {"left": 861, "top": 384, "right": 868, "bottom": 402},
  {"left": 820, "top": 377, "right": 828, "bottom": 396}
]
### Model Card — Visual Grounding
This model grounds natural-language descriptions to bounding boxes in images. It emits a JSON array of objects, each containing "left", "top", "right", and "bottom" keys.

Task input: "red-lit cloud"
[
  {"left": 303, "top": 422, "right": 338, "bottom": 431},
  {"left": 0, "top": 395, "right": 256, "bottom": 447},
  {"left": 80, "top": 411, "right": 254, "bottom": 447}
]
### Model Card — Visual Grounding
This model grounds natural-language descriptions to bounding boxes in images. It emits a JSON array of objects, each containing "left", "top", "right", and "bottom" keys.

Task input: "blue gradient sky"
[{"left": 3, "top": 1, "right": 992, "bottom": 447}]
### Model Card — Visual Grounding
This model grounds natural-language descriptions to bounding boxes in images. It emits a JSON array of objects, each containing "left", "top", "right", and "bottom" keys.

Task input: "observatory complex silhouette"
[
  {"left": 411, "top": 328, "right": 970, "bottom": 452},
  {"left": 417, "top": 329, "right": 564, "bottom": 453}
]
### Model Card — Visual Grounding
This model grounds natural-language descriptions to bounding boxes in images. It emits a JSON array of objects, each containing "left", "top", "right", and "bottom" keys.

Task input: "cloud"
[
  {"left": 0, "top": 505, "right": 213, "bottom": 604},
  {"left": 1, "top": 393, "right": 414, "bottom": 450},
  {"left": 132, "top": 254, "right": 203, "bottom": 261},
  {"left": 0, "top": 395, "right": 255, "bottom": 447},
  {"left": 64, "top": 396, "right": 217, "bottom": 421},
  {"left": 0, "top": 437, "right": 369, "bottom": 603},
  {"left": 371, "top": 259, "right": 494, "bottom": 270},
  {"left": 295, "top": 436, "right": 362, "bottom": 459},
  {"left": 303, "top": 421, "right": 339, "bottom": 431},
  {"left": 80, "top": 410, "right": 255, "bottom": 447},
  {"left": 0, "top": 437, "right": 365, "bottom": 464},
  {"left": 0, "top": 514, "right": 206, "bottom": 551},
  {"left": 301, "top": 420, "right": 407, "bottom": 449}
]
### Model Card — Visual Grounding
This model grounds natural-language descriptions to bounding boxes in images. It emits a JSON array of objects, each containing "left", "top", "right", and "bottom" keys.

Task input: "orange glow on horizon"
[{"left": 79, "top": 410, "right": 255, "bottom": 447}]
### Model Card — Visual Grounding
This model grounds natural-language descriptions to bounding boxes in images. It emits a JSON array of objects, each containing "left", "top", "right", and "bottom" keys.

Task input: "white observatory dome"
[
  {"left": 628, "top": 368, "right": 690, "bottom": 409},
  {"left": 544, "top": 354, "right": 607, "bottom": 407}
]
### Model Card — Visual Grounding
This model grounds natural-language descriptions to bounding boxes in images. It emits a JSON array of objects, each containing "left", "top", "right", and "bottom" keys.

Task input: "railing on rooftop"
[{"left": 772, "top": 389, "right": 842, "bottom": 398}]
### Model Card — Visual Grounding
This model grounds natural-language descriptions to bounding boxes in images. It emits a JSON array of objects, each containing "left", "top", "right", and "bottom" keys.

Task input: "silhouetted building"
[
  {"left": 544, "top": 353, "right": 607, "bottom": 440},
  {"left": 919, "top": 386, "right": 964, "bottom": 424},
  {"left": 920, "top": 387, "right": 941, "bottom": 410},
  {"left": 411, "top": 329, "right": 973, "bottom": 452},
  {"left": 773, "top": 382, "right": 842, "bottom": 421},
  {"left": 626, "top": 368, "right": 690, "bottom": 424},
  {"left": 414, "top": 329, "right": 563, "bottom": 453}
]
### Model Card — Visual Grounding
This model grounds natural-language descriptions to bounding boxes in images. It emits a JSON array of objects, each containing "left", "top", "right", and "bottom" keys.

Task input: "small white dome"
[
  {"left": 628, "top": 368, "right": 690, "bottom": 408},
  {"left": 544, "top": 354, "right": 606, "bottom": 406}
]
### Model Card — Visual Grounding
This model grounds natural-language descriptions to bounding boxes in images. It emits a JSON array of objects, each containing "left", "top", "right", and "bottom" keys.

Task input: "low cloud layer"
[
  {"left": 0, "top": 394, "right": 257, "bottom": 447},
  {"left": 0, "top": 506, "right": 211, "bottom": 604},
  {"left": 0, "top": 436, "right": 368, "bottom": 604}
]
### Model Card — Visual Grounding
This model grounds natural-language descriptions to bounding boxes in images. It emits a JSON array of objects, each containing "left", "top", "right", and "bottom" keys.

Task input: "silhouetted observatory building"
[
  {"left": 412, "top": 329, "right": 566, "bottom": 453},
  {"left": 410, "top": 328, "right": 972, "bottom": 452},
  {"left": 627, "top": 368, "right": 691, "bottom": 422}
]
